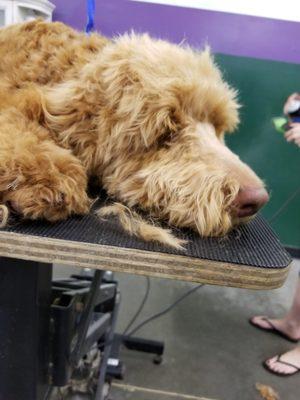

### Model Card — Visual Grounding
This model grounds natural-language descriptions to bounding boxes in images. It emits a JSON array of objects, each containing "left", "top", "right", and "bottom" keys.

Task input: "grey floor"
[{"left": 53, "top": 259, "right": 300, "bottom": 400}]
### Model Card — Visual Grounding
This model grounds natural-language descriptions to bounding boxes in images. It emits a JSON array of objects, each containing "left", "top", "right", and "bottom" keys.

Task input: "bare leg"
[
  {"left": 0, "top": 110, "right": 91, "bottom": 222},
  {"left": 281, "top": 279, "right": 300, "bottom": 335},
  {"left": 251, "top": 280, "right": 300, "bottom": 341}
]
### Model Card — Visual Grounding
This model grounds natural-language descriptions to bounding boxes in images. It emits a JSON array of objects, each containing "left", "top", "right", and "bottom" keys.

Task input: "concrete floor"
[{"left": 53, "top": 259, "right": 300, "bottom": 400}]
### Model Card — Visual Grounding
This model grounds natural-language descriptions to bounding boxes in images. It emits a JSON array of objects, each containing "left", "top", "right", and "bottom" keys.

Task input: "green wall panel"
[{"left": 215, "top": 54, "right": 300, "bottom": 248}]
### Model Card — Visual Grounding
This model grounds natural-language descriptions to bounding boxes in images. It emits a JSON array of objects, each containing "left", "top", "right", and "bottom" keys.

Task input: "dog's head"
[{"left": 97, "top": 34, "right": 269, "bottom": 236}]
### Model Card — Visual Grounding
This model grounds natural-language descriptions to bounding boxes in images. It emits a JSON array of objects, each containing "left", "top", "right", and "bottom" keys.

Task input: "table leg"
[{"left": 0, "top": 257, "right": 52, "bottom": 400}]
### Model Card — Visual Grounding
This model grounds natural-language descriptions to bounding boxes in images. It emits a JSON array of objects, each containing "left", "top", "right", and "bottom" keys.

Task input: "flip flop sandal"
[
  {"left": 263, "top": 355, "right": 300, "bottom": 377},
  {"left": 249, "top": 317, "right": 300, "bottom": 343}
]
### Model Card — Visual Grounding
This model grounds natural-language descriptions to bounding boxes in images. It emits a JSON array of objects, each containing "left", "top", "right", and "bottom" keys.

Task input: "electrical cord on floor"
[
  {"left": 122, "top": 276, "right": 151, "bottom": 336},
  {"left": 126, "top": 283, "right": 204, "bottom": 337},
  {"left": 268, "top": 186, "right": 300, "bottom": 224},
  {"left": 100, "top": 282, "right": 204, "bottom": 350}
]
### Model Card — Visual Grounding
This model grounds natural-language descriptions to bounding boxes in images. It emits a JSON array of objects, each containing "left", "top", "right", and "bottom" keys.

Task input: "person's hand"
[
  {"left": 283, "top": 93, "right": 300, "bottom": 115},
  {"left": 285, "top": 123, "right": 300, "bottom": 147}
]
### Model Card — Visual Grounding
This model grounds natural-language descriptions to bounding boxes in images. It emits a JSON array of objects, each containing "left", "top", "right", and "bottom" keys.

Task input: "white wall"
[{"left": 131, "top": 0, "right": 300, "bottom": 23}]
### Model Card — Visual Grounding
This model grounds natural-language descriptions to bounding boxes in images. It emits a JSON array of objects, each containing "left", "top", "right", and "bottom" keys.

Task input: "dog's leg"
[{"left": 0, "top": 110, "right": 91, "bottom": 223}]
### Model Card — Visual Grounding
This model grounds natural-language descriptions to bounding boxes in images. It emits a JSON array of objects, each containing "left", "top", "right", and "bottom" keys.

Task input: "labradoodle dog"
[{"left": 0, "top": 20, "right": 268, "bottom": 248}]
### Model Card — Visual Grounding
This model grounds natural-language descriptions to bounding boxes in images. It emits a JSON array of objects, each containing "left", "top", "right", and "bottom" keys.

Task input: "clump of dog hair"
[
  {"left": 256, "top": 383, "right": 280, "bottom": 400},
  {"left": 97, "top": 203, "right": 186, "bottom": 250}
]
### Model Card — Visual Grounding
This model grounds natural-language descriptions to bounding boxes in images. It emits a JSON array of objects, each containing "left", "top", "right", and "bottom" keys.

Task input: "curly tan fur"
[
  {"left": 97, "top": 203, "right": 186, "bottom": 249},
  {"left": 0, "top": 20, "right": 265, "bottom": 247}
]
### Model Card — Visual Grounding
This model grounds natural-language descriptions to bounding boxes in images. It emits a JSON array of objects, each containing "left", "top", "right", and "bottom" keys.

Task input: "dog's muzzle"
[{"left": 232, "top": 186, "right": 269, "bottom": 218}]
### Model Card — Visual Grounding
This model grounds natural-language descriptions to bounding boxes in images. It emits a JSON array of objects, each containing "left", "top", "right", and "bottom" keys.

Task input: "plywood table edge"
[{"left": 0, "top": 231, "right": 292, "bottom": 290}]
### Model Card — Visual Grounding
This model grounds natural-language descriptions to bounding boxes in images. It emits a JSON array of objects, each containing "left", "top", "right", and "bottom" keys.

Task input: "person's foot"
[
  {"left": 250, "top": 316, "right": 300, "bottom": 342},
  {"left": 264, "top": 347, "right": 300, "bottom": 376}
]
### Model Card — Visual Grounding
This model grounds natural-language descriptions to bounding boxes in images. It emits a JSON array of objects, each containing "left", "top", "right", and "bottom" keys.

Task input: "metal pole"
[
  {"left": 70, "top": 270, "right": 104, "bottom": 366},
  {"left": 95, "top": 291, "right": 121, "bottom": 400}
]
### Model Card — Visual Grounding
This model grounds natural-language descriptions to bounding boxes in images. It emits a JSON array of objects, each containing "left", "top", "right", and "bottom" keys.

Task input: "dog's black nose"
[{"left": 234, "top": 187, "right": 269, "bottom": 218}]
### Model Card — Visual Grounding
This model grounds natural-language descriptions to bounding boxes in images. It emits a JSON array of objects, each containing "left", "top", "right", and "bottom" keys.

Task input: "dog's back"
[{"left": 0, "top": 20, "right": 108, "bottom": 89}]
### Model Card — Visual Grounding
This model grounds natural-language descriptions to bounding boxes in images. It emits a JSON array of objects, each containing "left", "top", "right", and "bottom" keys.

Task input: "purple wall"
[{"left": 51, "top": 0, "right": 300, "bottom": 64}]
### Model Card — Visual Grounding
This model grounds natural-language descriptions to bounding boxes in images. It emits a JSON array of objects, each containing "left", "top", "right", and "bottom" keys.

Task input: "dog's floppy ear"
[
  {"left": 99, "top": 38, "right": 183, "bottom": 150},
  {"left": 195, "top": 48, "right": 240, "bottom": 134},
  {"left": 114, "top": 91, "right": 181, "bottom": 149},
  {"left": 141, "top": 101, "right": 180, "bottom": 148},
  {"left": 102, "top": 79, "right": 181, "bottom": 150}
]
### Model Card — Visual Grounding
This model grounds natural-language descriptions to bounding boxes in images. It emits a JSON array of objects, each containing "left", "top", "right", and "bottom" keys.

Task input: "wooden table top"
[{"left": 0, "top": 208, "right": 292, "bottom": 290}]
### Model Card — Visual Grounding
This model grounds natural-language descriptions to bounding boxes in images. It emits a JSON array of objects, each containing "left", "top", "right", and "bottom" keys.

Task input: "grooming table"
[
  {"left": 0, "top": 211, "right": 292, "bottom": 400},
  {"left": 0, "top": 212, "right": 291, "bottom": 289}
]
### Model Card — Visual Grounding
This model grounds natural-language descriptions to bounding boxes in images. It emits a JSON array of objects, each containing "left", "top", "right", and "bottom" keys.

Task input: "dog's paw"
[
  {"left": 3, "top": 184, "right": 91, "bottom": 222},
  {"left": 37, "top": 186, "right": 92, "bottom": 221}
]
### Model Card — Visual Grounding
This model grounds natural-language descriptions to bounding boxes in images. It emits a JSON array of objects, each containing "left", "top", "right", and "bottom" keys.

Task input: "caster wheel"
[{"left": 153, "top": 355, "right": 163, "bottom": 365}]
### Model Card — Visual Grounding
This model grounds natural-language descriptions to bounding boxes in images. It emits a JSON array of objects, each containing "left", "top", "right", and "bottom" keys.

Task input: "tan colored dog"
[{"left": 0, "top": 20, "right": 268, "bottom": 248}]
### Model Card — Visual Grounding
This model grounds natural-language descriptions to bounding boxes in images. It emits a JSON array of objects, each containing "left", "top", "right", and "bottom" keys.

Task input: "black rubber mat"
[{"left": 0, "top": 199, "right": 291, "bottom": 269}]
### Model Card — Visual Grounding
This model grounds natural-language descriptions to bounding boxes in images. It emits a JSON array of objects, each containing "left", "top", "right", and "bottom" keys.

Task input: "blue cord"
[{"left": 86, "top": 0, "right": 95, "bottom": 34}]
